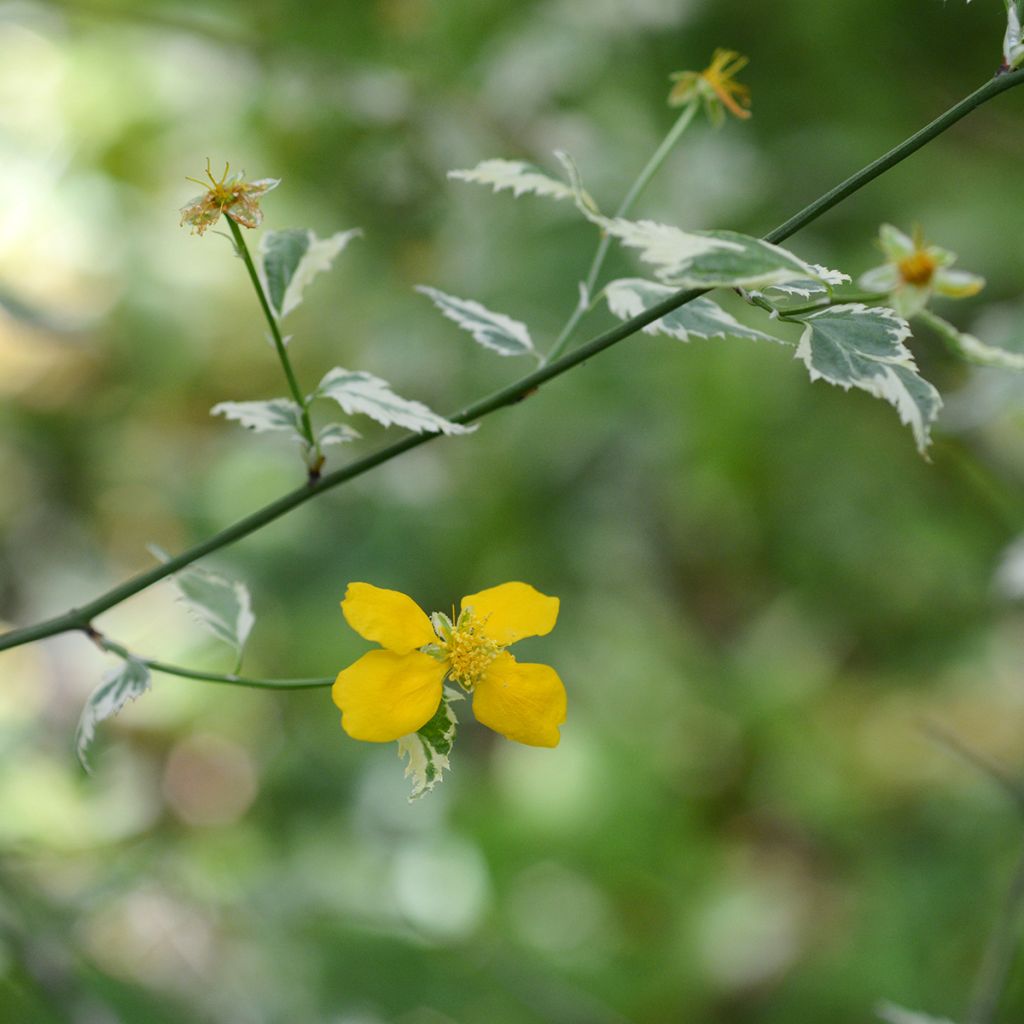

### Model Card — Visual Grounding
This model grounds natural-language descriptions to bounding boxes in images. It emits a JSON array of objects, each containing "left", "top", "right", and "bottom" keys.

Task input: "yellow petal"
[
  {"left": 332, "top": 649, "right": 446, "bottom": 742},
  {"left": 934, "top": 268, "right": 985, "bottom": 299},
  {"left": 341, "top": 582, "right": 435, "bottom": 654},
  {"left": 460, "top": 582, "right": 559, "bottom": 646},
  {"left": 472, "top": 652, "right": 566, "bottom": 748},
  {"left": 878, "top": 224, "right": 915, "bottom": 262}
]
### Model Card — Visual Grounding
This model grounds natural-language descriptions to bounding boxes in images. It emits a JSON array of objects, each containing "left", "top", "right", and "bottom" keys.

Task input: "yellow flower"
[
  {"left": 668, "top": 48, "right": 752, "bottom": 125},
  {"left": 859, "top": 224, "right": 985, "bottom": 318},
  {"left": 179, "top": 159, "right": 280, "bottom": 236},
  {"left": 332, "top": 582, "right": 566, "bottom": 748}
]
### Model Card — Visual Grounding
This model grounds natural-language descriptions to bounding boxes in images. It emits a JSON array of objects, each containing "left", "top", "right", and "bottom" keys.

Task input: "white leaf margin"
[
  {"left": 312, "top": 367, "right": 474, "bottom": 436},
  {"left": 553, "top": 149, "right": 827, "bottom": 291},
  {"left": 795, "top": 303, "right": 942, "bottom": 454},
  {"left": 604, "top": 277, "right": 780, "bottom": 344},
  {"left": 396, "top": 690, "right": 462, "bottom": 801},
  {"left": 416, "top": 285, "right": 536, "bottom": 357},
  {"left": 211, "top": 398, "right": 306, "bottom": 438},
  {"left": 876, "top": 1001, "right": 958, "bottom": 1024},
  {"left": 259, "top": 228, "right": 361, "bottom": 319},
  {"left": 75, "top": 658, "right": 152, "bottom": 772},
  {"left": 447, "top": 158, "right": 576, "bottom": 202}
]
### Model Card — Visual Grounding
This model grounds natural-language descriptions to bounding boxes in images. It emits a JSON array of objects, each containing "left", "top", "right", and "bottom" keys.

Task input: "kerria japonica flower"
[
  {"left": 333, "top": 582, "right": 566, "bottom": 747},
  {"left": 179, "top": 160, "right": 280, "bottom": 236},
  {"left": 668, "top": 48, "right": 752, "bottom": 125},
  {"left": 858, "top": 224, "right": 985, "bottom": 318}
]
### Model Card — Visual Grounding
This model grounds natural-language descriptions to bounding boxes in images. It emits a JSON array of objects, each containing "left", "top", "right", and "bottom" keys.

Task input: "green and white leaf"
[
  {"left": 75, "top": 658, "right": 152, "bottom": 772},
  {"left": 876, "top": 1002, "right": 957, "bottom": 1024},
  {"left": 794, "top": 304, "right": 941, "bottom": 454},
  {"left": 397, "top": 690, "right": 462, "bottom": 800},
  {"left": 259, "top": 228, "right": 361, "bottom": 319},
  {"left": 552, "top": 149, "right": 601, "bottom": 217},
  {"left": 211, "top": 398, "right": 306, "bottom": 440},
  {"left": 762, "top": 265, "right": 851, "bottom": 299},
  {"left": 416, "top": 285, "right": 535, "bottom": 357},
  {"left": 554, "top": 149, "right": 823, "bottom": 291},
  {"left": 312, "top": 367, "right": 474, "bottom": 435},
  {"left": 918, "top": 309, "right": 1024, "bottom": 370},
  {"left": 316, "top": 422, "right": 360, "bottom": 447},
  {"left": 172, "top": 563, "right": 255, "bottom": 658},
  {"left": 1005, "top": 0, "right": 1024, "bottom": 68},
  {"left": 605, "top": 278, "right": 780, "bottom": 344},
  {"left": 599, "top": 221, "right": 827, "bottom": 290},
  {"left": 447, "top": 159, "right": 577, "bottom": 202}
]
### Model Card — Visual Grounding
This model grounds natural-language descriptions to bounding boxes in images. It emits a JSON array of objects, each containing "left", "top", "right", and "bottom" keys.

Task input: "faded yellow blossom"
[
  {"left": 669, "top": 48, "right": 752, "bottom": 125},
  {"left": 179, "top": 160, "right": 280, "bottom": 236}
]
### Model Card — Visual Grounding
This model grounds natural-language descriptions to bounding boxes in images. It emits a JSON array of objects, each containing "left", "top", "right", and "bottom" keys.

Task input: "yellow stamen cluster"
[
  {"left": 442, "top": 611, "right": 501, "bottom": 689},
  {"left": 898, "top": 250, "right": 938, "bottom": 287}
]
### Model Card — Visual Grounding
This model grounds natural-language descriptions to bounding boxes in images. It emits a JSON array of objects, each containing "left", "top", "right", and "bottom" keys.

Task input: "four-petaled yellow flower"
[
  {"left": 859, "top": 224, "right": 985, "bottom": 318},
  {"left": 669, "top": 49, "right": 752, "bottom": 125},
  {"left": 333, "top": 582, "right": 566, "bottom": 747},
  {"left": 180, "top": 159, "right": 280, "bottom": 236}
]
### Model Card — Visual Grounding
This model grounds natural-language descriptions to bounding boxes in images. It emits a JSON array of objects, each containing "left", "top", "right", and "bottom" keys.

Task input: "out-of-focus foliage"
[{"left": 3, "top": 1, "right": 1024, "bottom": 1022}]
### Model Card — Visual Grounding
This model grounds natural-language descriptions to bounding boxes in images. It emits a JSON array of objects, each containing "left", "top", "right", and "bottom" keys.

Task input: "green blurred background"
[{"left": 3, "top": 1, "right": 1024, "bottom": 1021}]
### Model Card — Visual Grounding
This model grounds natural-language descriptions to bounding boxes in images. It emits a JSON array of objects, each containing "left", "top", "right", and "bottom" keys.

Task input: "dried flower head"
[
  {"left": 179, "top": 160, "right": 280, "bottom": 236},
  {"left": 669, "top": 48, "right": 752, "bottom": 125}
]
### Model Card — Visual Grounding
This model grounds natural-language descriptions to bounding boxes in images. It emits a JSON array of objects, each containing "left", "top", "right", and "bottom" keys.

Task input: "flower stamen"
[
  {"left": 441, "top": 608, "right": 501, "bottom": 690},
  {"left": 898, "top": 249, "right": 937, "bottom": 287}
]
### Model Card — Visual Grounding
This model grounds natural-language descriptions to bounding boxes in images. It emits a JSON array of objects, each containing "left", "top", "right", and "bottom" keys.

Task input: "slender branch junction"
[{"left": 0, "top": 70, "right": 1021, "bottom": 662}]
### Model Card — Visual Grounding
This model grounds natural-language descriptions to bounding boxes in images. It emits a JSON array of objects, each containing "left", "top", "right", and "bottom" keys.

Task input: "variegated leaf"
[
  {"left": 447, "top": 159, "right": 576, "bottom": 202},
  {"left": 605, "top": 278, "right": 780, "bottom": 344},
  {"left": 416, "top": 285, "right": 535, "bottom": 357},
  {"left": 762, "top": 265, "right": 851, "bottom": 299},
  {"left": 316, "top": 422, "right": 360, "bottom": 447},
  {"left": 600, "top": 220, "right": 826, "bottom": 290},
  {"left": 1006, "top": 0, "right": 1024, "bottom": 68},
  {"left": 795, "top": 304, "right": 941, "bottom": 454},
  {"left": 554, "top": 149, "right": 824, "bottom": 291},
  {"left": 876, "top": 1002, "right": 958, "bottom": 1024},
  {"left": 312, "top": 368, "right": 474, "bottom": 435},
  {"left": 396, "top": 690, "right": 462, "bottom": 800},
  {"left": 75, "top": 658, "right": 152, "bottom": 772},
  {"left": 172, "top": 563, "right": 255, "bottom": 658},
  {"left": 259, "top": 228, "right": 361, "bottom": 319},
  {"left": 211, "top": 398, "right": 306, "bottom": 439}
]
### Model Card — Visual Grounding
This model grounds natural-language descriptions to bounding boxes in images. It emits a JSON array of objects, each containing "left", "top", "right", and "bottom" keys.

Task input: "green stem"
[
  {"left": 764, "top": 72, "right": 1022, "bottom": 244},
  {"left": 0, "top": 71, "right": 1021, "bottom": 656},
  {"left": 226, "top": 218, "right": 317, "bottom": 452},
  {"left": 924, "top": 722, "right": 1024, "bottom": 815},
  {"left": 967, "top": 840, "right": 1024, "bottom": 1024},
  {"left": 774, "top": 291, "right": 890, "bottom": 318},
  {"left": 543, "top": 100, "right": 699, "bottom": 365},
  {"left": 94, "top": 634, "right": 331, "bottom": 690}
]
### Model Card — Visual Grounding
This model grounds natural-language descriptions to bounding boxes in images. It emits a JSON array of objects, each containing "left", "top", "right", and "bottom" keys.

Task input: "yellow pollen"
[
  {"left": 898, "top": 250, "right": 937, "bottom": 287},
  {"left": 444, "top": 612, "right": 500, "bottom": 689}
]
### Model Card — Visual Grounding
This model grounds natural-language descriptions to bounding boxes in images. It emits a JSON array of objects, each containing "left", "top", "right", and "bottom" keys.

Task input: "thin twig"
[
  {"left": 0, "top": 71, "right": 1021, "bottom": 656},
  {"left": 92, "top": 632, "right": 332, "bottom": 690},
  {"left": 968, "top": 843, "right": 1024, "bottom": 1024},
  {"left": 924, "top": 721, "right": 1024, "bottom": 816}
]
